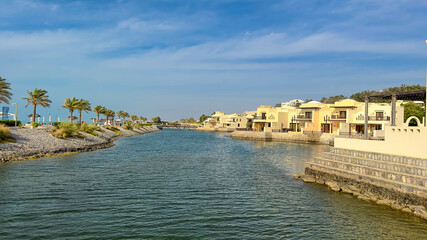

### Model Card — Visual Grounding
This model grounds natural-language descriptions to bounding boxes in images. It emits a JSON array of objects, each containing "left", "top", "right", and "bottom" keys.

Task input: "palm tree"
[
  {"left": 130, "top": 115, "right": 138, "bottom": 123},
  {"left": 75, "top": 99, "right": 91, "bottom": 124},
  {"left": 22, "top": 88, "right": 51, "bottom": 123},
  {"left": 117, "top": 110, "right": 124, "bottom": 124},
  {"left": 93, "top": 105, "right": 106, "bottom": 125},
  {"left": 0, "top": 77, "right": 12, "bottom": 104},
  {"left": 123, "top": 112, "right": 129, "bottom": 123},
  {"left": 104, "top": 109, "right": 115, "bottom": 125},
  {"left": 139, "top": 116, "right": 147, "bottom": 122},
  {"left": 62, "top": 97, "right": 79, "bottom": 123}
]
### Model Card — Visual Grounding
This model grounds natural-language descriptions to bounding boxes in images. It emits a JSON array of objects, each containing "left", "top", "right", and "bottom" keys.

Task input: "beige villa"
[
  {"left": 293, "top": 101, "right": 332, "bottom": 133},
  {"left": 202, "top": 111, "right": 256, "bottom": 131},
  {"left": 252, "top": 105, "right": 299, "bottom": 132}
]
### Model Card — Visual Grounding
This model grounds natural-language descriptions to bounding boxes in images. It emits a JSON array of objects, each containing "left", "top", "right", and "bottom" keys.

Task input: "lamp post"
[{"left": 12, "top": 103, "right": 17, "bottom": 127}]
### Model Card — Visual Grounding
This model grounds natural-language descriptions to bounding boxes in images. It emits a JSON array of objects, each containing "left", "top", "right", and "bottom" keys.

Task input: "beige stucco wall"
[{"left": 335, "top": 125, "right": 427, "bottom": 159}]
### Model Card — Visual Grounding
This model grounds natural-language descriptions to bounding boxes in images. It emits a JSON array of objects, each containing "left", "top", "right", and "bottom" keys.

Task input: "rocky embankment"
[
  {"left": 0, "top": 126, "right": 159, "bottom": 162},
  {"left": 293, "top": 173, "right": 427, "bottom": 220},
  {"left": 196, "top": 127, "right": 233, "bottom": 132},
  {"left": 293, "top": 147, "right": 427, "bottom": 220},
  {"left": 230, "top": 130, "right": 335, "bottom": 145}
]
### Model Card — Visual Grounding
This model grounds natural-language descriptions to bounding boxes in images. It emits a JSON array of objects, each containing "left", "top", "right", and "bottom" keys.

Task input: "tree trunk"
[
  {"left": 32, "top": 104, "right": 36, "bottom": 123},
  {"left": 96, "top": 113, "right": 99, "bottom": 125},
  {"left": 78, "top": 110, "right": 82, "bottom": 124},
  {"left": 70, "top": 110, "right": 73, "bottom": 123}
]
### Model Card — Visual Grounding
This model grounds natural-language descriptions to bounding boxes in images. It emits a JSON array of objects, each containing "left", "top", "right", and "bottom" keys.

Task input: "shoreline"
[
  {"left": 197, "top": 128, "right": 334, "bottom": 145},
  {"left": 0, "top": 126, "right": 160, "bottom": 162},
  {"left": 295, "top": 147, "right": 427, "bottom": 221}
]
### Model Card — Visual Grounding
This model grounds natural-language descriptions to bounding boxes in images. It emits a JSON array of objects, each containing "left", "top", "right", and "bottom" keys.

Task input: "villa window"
[
  {"left": 262, "top": 113, "right": 266, "bottom": 119},
  {"left": 376, "top": 112, "right": 384, "bottom": 120},
  {"left": 339, "top": 111, "right": 346, "bottom": 119},
  {"left": 305, "top": 112, "right": 312, "bottom": 119}
]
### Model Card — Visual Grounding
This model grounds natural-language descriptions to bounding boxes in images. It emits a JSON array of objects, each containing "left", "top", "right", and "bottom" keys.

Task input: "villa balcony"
[
  {"left": 369, "top": 116, "right": 391, "bottom": 121},
  {"left": 331, "top": 115, "right": 346, "bottom": 120},
  {"left": 254, "top": 116, "right": 267, "bottom": 122},
  {"left": 355, "top": 116, "right": 391, "bottom": 121},
  {"left": 296, "top": 114, "right": 312, "bottom": 121}
]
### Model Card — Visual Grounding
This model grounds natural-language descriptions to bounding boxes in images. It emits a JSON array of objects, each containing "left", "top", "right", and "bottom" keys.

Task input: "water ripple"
[{"left": 1, "top": 130, "right": 427, "bottom": 239}]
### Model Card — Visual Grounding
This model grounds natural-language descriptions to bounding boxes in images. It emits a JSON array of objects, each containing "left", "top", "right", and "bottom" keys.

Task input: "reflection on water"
[{"left": 0, "top": 130, "right": 426, "bottom": 239}]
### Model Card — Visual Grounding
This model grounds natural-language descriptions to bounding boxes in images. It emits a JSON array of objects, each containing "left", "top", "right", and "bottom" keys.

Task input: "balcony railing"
[
  {"left": 296, "top": 114, "right": 312, "bottom": 120},
  {"left": 355, "top": 116, "right": 391, "bottom": 121},
  {"left": 254, "top": 116, "right": 267, "bottom": 120},
  {"left": 331, "top": 115, "right": 346, "bottom": 120},
  {"left": 368, "top": 116, "right": 390, "bottom": 121}
]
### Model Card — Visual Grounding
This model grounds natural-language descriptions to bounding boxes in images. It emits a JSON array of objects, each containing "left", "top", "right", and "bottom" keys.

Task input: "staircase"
[{"left": 305, "top": 148, "right": 427, "bottom": 197}]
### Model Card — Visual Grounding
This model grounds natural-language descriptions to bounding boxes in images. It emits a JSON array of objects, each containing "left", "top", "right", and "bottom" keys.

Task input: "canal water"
[{"left": 1, "top": 130, "right": 427, "bottom": 239}]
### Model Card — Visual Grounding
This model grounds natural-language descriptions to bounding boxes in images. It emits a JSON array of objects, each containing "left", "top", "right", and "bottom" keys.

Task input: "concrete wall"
[
  {"left": 230, "top": 130, "right": 334, "bottom": 145},
  {"left": 335, "top": 125, "right": 427, "bottom": 159}
]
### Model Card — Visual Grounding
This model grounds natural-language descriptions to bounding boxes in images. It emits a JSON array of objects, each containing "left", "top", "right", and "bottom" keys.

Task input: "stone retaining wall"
[
  {"left": 230, "top": 131, "right": 335, "bottom": 145},
  {"left": 300, "top": 147, "right": 427, "bottom": 220}
]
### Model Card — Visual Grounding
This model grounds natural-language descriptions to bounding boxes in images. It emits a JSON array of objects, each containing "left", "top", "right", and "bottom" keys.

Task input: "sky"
[{"left": 1, "top": 0, "right": 427, "bottom": 122}]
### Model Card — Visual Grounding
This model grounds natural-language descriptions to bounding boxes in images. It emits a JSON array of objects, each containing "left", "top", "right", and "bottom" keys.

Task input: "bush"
[
  {"left": 0, "top": 120, "right": 21, "bottom": 126},
  {"left": 51, "top": 122, "right": 78, "bottom": 138},
  {"left": 31, "top": 122, "right": 39, "bottom": 128},
  {"left": 0, "top": 124, "right": 14, "bottom": 142},
  {"left": 105, "top": 125, "right": 121, "bottom": 134},
  {"left": 80, "top": 123, "right": 99, "bottom": 135},
  {"left": 124, "top": 122, "right": 133, "bottom": 130},
  {"left": 134, "top": 123, "right": 142, "bottom": 129}
]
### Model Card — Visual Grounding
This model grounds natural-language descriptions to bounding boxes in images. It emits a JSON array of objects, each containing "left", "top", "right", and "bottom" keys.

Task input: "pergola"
[{"left": 362, "top": 89, "right": 427, "bottom": 139}]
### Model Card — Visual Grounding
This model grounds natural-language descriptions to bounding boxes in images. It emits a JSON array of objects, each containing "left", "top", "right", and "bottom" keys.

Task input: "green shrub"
[
  {"left": 105, "top": 125, "right": 121, "bottom": 134},
  {"left": 124, "top": 122, "right": 133, "bottom": 130},
  {"left": 79, "top": 123, "right": 100, "bottom": 136},
  {"left": 31, "top": 122, "right": 39, "bottom": 128},
  {"left": 0, "top": 120, "right": 21, "bottom": 126},
  {"left": 0, "top": 124, "right": 14, "bottom": 142},
  {"left": 51, "top": 122, "right": 78, "bottom": 138},
  {"left": 134, "top": 123, "right": 142, "bottom": 129}
]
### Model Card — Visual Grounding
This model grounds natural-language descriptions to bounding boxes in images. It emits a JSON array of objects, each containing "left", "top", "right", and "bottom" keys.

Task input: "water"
[{"left": 0, "top": 130, "right": 426, "bottom": 239}]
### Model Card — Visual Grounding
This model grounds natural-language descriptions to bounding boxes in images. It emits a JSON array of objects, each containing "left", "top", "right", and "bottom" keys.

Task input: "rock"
[
  {"left": 290, "top": 174, "right": 301, "bottom": 180},
  {"left": 315, "top": 178, "right": 325, "bottom": 184},
  {"left": 391, "top": 203, "right": 404, "bottom": 210},
  {"left": 341, "top": 185, "right": 356, "bottom": 195},
  {"left": 413, "top": 207, "right": 427, "bottom": 220},
  {"left": 325, "top": 180, "right": 341, "bottom": 192},
  {"left": 301, "top": 175, "right": 316, "bottom": 183},
  {"left": 358, "top": 194, "right": 372, "bottom": 201},
  {"left": 401, "top": 208, "right": 413, "bottom": 214},
  {"left": 409, "top": 205, "right": 425, "bottom": 211},
  {"left": 376, "top": 199, "right": 395, "bottom": 206}
]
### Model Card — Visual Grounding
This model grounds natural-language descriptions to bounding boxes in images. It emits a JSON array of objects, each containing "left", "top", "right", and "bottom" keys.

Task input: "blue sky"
[{"left": 1, "top": 0, "right": 427, "bottom": 121}]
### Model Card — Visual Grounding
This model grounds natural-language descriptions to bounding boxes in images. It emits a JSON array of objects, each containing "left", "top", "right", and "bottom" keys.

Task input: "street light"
[{"left": 12, "top": 103, "right": 17, "bottom": 127}]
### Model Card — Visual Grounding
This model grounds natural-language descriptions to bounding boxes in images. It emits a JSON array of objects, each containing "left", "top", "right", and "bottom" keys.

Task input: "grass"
[
  {"left": 51, "top": 122, "right": 79, "bottom": 138},
  {"left": 104, "top": 126, "right": 121, "bottom": 134},
  {"left": 0, "top": 124, "right": 15, "bottom": 143},
  {"left": 80, "top": 123, "right": 100, "bottom": 136},
  {"left": 124, "top": 122, "right": 133, "bottom": 130}
]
